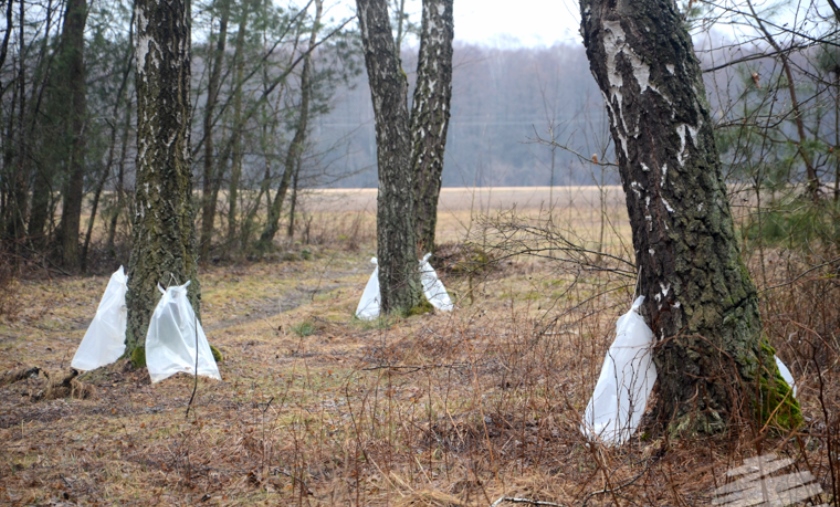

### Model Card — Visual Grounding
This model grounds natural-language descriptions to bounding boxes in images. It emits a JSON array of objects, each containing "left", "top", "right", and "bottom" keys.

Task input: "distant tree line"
[
  {"left": 0, "top": 0, "right": 837, "bottom": 273},
  {"left": 321, "top": 31, "right": 839, "bottom": 193}
]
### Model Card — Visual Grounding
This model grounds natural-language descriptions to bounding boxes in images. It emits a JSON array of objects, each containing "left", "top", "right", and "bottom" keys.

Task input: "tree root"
[
  {"left": 1, "top": 366, "right": 95, "bottom": 400},
  {"left": 34, "top": 369, "right": 95, "bottom": 401},
  {"left": 0, "top": 366, "right": 41, "bottom": 388}
]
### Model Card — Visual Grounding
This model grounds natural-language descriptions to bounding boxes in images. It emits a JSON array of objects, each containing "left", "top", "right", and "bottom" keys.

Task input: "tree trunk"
[
  {"left": 356, "top": 0, "right": 421, "bottom": 313},
  {"left": 127, "top": 0, "right": 199, "bottom": 362},
  {"left": 56, "top": 0, "right": 88, "bottom": 270},
  {"left": 744, "top": 0, "right": 820, "bottom": 202},
  {"left": 258, "top": 1, "right": 322, "bottom": 250},
  {"left": 226, "top": 0, "right": 251, "bottom": 253},
  {"left": 24, "top": 1, "right": 59, "bottom": 249},
  {"left": 835, "top": 72, "right": 839, "bottom": 203},
  {"left": 410, "top": 0, "right": 453, "bottom": 256},
  {"left": 199, "top": 0, "right": 231, "bottom": 261},
  {"left": 8, "top": 0, "right": 29, "bottom": 253},
  {"left": 579, "top": 0, "right": 797, "bottom": 434},
  {"left": 0, "top": 0, "right": 13, "bottom": 103},
  {"left": 241, "top": 59, "right": 286, "bottom": 250},
  {"left": 286, "top": 155, "right": 301, "bottom": 238}
]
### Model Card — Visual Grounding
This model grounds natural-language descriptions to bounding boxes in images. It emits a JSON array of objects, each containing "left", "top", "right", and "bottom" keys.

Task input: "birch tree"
[
  {"left": 355, "top": 0, "right": 453, "bottom": 313},
  {"left": 126, "top": 0, "right": 199, "bottom": 361},
  {"left": 411, "top": 0, "right": 453, "bottom": 255},
  {"left": 355, "top": 0, "right": 421, "bottom": 313},
  {"left": 199, "top": 0, "right": 231, "bottom": 260},
  {"left": 579, "top": 0, "right": 799, "bottom": 433}
]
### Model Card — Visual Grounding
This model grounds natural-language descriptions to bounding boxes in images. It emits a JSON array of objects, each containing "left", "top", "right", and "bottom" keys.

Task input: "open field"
[
  {"left": 1, "top": 188, "right": 838, "bottom": 506},
  {"left": 303, "top": 186, "right": 626, "bottom": 212}
]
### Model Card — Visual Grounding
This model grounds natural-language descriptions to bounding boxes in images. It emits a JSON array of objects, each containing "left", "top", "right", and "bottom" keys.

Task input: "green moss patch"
[
  {"left": 405, "top": 297, "right": 434, "bottom": 317},
  {"left": 210, "top": 344, "right": 224, "bottom": 362},
  {"left": 129, "top": 346, "right": 146, "bottom": 368},
  {"left": 757, "top": 340, "right": 802, "bottom": 431}
]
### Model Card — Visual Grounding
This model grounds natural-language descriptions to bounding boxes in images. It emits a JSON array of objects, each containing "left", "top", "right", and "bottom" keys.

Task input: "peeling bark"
[
  {"left": 579, "top": 0, "right": 793, "bottom": 434},
  {"left": 410, "top": 0, "right": 453, "bottom": 255},
  {"left": 127, "top": 0, "right": 199, "bottom": 357}
]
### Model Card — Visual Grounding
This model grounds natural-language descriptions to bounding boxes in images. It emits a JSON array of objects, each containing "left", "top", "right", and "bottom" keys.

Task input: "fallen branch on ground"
[
  {"left": 0, "top": 366, "right": 41, "bottom": 388},
  {"left": 489, "top": 496, "right": 567, "bottom": 507}
]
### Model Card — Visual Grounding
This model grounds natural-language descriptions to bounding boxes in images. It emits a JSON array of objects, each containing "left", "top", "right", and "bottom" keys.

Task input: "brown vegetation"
[{"left": 0, "top": 188, "right": 837, "bottom": 506}]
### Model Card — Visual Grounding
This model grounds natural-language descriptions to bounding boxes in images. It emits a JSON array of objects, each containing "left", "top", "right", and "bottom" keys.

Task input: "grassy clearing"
[{"left": 1, "top": 186, "right": 838, "bottom": 506}]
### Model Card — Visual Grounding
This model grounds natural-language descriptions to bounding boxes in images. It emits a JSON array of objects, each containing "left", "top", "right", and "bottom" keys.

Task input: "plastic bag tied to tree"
[
  {"left": 419, "top": 253, "right": 454, "bottom": 312},
  {"left": 145, "top": 281, "right": 221, "bottom": 383},
  {"left": 71, "top": 266, "right": 128, "bottom": 371},
  {"left": 355, "top": 258, "right": 380, "bottom": 321},
  {"left": 355, "top": 255, "right": 454, "bottom": 320},
  {"left": 582, "top": 296, "right": 657, "bottom": 445}
]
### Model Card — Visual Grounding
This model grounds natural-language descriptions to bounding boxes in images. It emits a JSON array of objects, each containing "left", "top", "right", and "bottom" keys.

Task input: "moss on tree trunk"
[
  {"left": 579, "top": 0, "right": 799, "bottom": 435},
  {"left": 126, "top": 0, "right": 199, "bottom": 363}
]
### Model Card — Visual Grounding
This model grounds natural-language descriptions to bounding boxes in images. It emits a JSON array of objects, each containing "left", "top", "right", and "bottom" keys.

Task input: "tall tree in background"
[
  {"left": 259, "top": 0, "right": 323, "bottom": 250},
  {"left": 356, "top": 0, "right": 421, "bottom": 313},
  {"left": 27, "top": 2, "right": 64, "bottom": 250},
  {"left": 54, "top": 0, "right": 88, "bottom": 269},
  {"left": 579, "top": 0, "right": 797, "bottom": 433},
  {"left": 225, "top": 0, "right": 253, "bottom": 253},
  {"left": 126, "top": 0, "right": 199, "bottom": 361},
  {"left": 411, "top": 0, "right": 452, "bottom": 255},
  {"left": 199, "top": 0, "right": 231, "bottom": 260}
]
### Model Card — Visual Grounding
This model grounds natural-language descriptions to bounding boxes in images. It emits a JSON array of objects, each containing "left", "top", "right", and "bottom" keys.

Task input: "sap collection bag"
[
  {"left": 71, "top": 266, "right": 129, "bottom": 371},
  {"left": 582, "top": 296, "right": 657, "bottom": 445},
  {"left": 145, "top": 281, "right": 221, "bottom": 383},
  {"left": 355, "top": 255, "right": 454, "bottom": 320},
  {"left": 419, "top": 253, "right": 454, "bottom": 312},
  {"left": 580, "top": 297, "right": 797, "bottom": 445},
  {"left": 355, "top": 258, "right": 381, "bottom": 321},
  {"left": 775, "top": 355, "right": 796, "bottom": 396}
]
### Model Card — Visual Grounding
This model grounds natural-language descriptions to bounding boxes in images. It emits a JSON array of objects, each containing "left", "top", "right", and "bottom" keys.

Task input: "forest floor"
[{"left": 0, "top": 187, "right": 837, "bottom": 506}]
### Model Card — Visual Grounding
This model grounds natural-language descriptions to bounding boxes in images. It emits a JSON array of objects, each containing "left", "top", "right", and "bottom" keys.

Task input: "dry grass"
[{"left": 0, "top": 187, "right": 837, "bottom": 506}]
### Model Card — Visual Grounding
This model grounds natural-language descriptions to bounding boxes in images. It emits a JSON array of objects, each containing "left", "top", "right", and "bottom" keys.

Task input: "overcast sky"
[
  {"left": 323, "top": 0, "right": 584, "bottom": 48},
  {"left": 319, "top": 1, "right": 813, "bottom": 50}
]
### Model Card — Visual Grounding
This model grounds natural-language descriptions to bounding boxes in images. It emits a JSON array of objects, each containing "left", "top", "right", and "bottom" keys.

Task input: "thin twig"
[
  {"left": 760, "top": 257, "right": 840, "bottom": 293},
  {"left": 362, "top": 363, "right": 468, "bottom": 372},
  {"left": 185, "top": 304, "right": 199, "bottom": 420},
  {"left": 581, "top": 458, "right": 654, "bottom": 507},
  {"left": 489, "top": 496, "right": 568, "bottom": 507},
  {"left": 272, "top": 468, "right": 313, "bottom": 495}
]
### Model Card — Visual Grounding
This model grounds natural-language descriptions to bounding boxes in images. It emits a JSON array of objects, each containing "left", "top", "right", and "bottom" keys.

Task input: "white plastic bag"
[
  {"left": 71, "top": 266, "right": 128, "bottom": 371},
  {"left": 145, "top": 281, "right": 221, "bottom": 383},
  {"left": 419, "top": 253, "right": 453, "bottom": 311},
  {"left": 582, "top": 296, "right": 657, "bottom": 445},
  {"left": 775, "top": 355, "right": 797, "bottom": 397},
  {"left": 355, "top": 258, "right": 380, "bottom": 320}
]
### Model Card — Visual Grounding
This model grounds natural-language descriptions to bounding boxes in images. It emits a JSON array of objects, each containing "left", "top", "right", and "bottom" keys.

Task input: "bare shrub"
[{"left": 0, "top": 249, "right": 23, "bottom": 322}]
